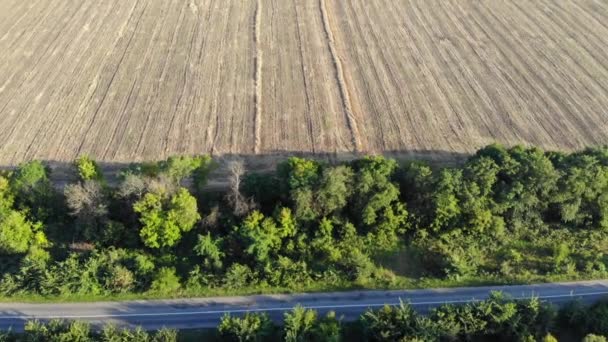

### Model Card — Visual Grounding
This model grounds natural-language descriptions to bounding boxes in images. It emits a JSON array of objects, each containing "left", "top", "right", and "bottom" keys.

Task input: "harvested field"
[{"left": 0, "top": 0, "right": 607, "bottom": 169}]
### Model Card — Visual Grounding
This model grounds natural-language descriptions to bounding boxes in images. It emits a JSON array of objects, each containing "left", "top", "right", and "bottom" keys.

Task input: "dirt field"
[{"left": 0, "top": 0, "right": 607, "bottom": 168}]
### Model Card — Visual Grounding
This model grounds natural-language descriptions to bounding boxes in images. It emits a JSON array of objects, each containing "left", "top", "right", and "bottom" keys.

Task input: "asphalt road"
[{"left": 1, "top": 280, "right": 607, "bottom": 331}]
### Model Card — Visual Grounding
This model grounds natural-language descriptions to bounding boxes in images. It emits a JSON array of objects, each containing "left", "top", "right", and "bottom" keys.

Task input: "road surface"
[{"left": 0, "top": 280, "right": 607, "bottom": 331}]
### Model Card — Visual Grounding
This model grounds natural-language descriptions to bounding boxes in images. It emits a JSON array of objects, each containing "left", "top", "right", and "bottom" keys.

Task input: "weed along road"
[{"left": 0, "top": 280, "right": 607, "bottom": 331}]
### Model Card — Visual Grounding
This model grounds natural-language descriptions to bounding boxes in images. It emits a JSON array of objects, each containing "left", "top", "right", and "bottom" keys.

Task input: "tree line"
[
  {"left": 0, "top": 144, "right": 607, "bottom": 298},
  {"left": 3, "top": 294, "right": 608, "bottom": 341}
]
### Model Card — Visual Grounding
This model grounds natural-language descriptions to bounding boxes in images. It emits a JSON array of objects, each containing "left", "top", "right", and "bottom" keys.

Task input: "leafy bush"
[
  {"left": 0, "top": 177, "right": 46, "bottom": 254},
  {"left": 149, "top": 267, "right": 180, "bottom": 294},
  {"left": 218, "top": 313, "right": 275, "bottom": 342},
  {"left": 74, "top": 155, "right": 103, "bottom": 182},
  {"left": 6, "top": 295, "right": 608, "bottom": 341},
  {"left": 1, "top": 145, "right": 608, "bottom": 303},
  {"left": 134, "top": 188, "right": 200, "bottom": 248},
  {"left": 284, "top": 306, "right": 317, "bottom": 342}
]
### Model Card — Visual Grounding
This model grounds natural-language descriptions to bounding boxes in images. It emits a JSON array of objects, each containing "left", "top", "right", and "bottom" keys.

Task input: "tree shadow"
[{"left": 0, "top": 149, "right": 471, "bottom": 188}]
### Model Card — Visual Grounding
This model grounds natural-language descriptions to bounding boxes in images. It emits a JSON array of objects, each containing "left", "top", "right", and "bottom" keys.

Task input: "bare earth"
[{"left": 1, "top": 0, "right": 607, "bottom": 168}]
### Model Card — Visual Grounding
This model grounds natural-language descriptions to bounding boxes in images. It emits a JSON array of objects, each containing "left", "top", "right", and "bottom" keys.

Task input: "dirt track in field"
[{"left": 0, "top": 0, "right": 607, "bottom": 168}]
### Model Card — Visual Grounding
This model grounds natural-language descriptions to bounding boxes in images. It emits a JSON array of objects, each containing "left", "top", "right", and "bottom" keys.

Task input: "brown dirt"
[{"left": 0, "top": 0, "right": 607, "bottom": 171}]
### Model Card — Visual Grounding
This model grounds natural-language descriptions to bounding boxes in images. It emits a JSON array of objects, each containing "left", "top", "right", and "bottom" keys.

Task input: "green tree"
[
  {"left": 149, "top": 267, "right": 181, "bottom": 293},
  {"left": 315, "top": 166, "right": 355, "bottom": 217},
  {"left": 480, "top": 145, "right": 559, "bottom": 230},
  {"left": 428, "top": 169, "right": 462, "bottom": 233},
  {"left": 360, "top": 301, "right": 438, "bottom": 341},
  {"left": 159, "top": 155, "right": 213, "bottom": 186},
  {"left": 278, "top": 158, "right": 321, "bottom": 192},
  {"left": 74, "top": 155, "right": 103, "bottom": 182},
  {"left": 459, "top": 157, "right": 503, "bottom": 235},
  {"left": 242, "top": 172, "right": 282, "bottom": 212},
  {"left": 134, "top": 188, "right": 200, "bottom": 248},
  {"left": 284, "top": 306, "right": 318, "bottom": 342},
  {"left": 0, "top": 209, "right": 44, "bottom": 255},
  {"left": 237, "top": 211, "right": 280, "bottom": 264},
  {"left": 585, "top": 301, "right": 608, "bottom": 336},
  {"left": 542, "top": 333, "right": 558, "bottom": 342},
  {"left": 583, "top": 334, "right": 608, "bottom": 342},
  {"left": 194, "top": 233, "right": 224, "bottom": 270},
  {"left": 351, "top": 156, "right": 408, "bottom": 250},
  {"left": 24, "top": 320, "right": 92, "bottom": 341},
  {"left": 236, "top": 209, "right": 296, "bottom": 264},
  {"left": 312, "top": 311, "right": 342, "bottom": 342},
  {"left": 397, "top": 161, "right": 434, "bottom": 229},
  {"left": 223, "top": 263, "right": 256, "bottom": 289},
  {"left": 0, "top": 177, "right": 46, "bottom": 254},
  {"left": 553, "top": 154, "right": 608, "bottom": 230},
  {"left": 9, "top": 160, "right": 58, "bottom": 222},
  {"left": 218, "top": 313, "right": 275, "bottom": 342},
  {"left": 278, "top": 158, "right": 321, "bottom": 221}
]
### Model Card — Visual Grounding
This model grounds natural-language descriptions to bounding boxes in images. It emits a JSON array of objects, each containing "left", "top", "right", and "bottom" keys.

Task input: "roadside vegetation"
[
  {"left": 3, "top": 294, "right": 608, "bottom": 341},
  {"left": 0, "top": 144, "right": 607, "bottom": 300}
]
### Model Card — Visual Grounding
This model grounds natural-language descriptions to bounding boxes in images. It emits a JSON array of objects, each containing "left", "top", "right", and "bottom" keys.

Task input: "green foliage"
[
  {"left": 277, "top": 158, "right": 322, "bottom": 222},
  {"left": 584, "top": 301, "right": 608, "bottom": 336},
  {"left": 553, "top": 153, "right": 608, "bottom": 230},
  {"left": 584, "top": 334, "right": 608, "bottom": 342},
  {"left": 218, "top": 313, "right": 275, "bottom": 342},
  {"left": 19, "top": 320, "right": 176, "bottom": 342},
  {"left": 1, "top": 144, "right": 608, "bottom": 305},
  {"left": 278, "top": 158, "right": 321, "bottom": 192},
  {"left": 194, "top": 233, "right": 224, "bottom": 270},
  {"left": 134, "top": 188, "right": 200, "bottom": 249},
  {"left": 480, "top": 145, "right": 559, "bottom": 229},
  {"left": 265, "top": 256, "right": 310, "bottom": 288},
  {"left": 237, "top": 211, "right": 281, "bottom": 264},
  {"left": 315, "top": 166, "right": 355, "bottom": 217},
  {"left": 352, "top": 156, "right": 409, "bottom": 251},
  {"left": 283, "top": 306, "right": 342, "bottom": 342},
  {"left": 542, "top": 333, "right": 558, "bottom": 342},
  {"left": 150, "top": 267, "right": 180, "bottom": 294},
  {"left": 224, "top": 264, "right": 256, "bottom": 289},
  {"left": 284, "top": 306, "right": 317, "bottom": 342},
  {"left": 6, "top": 295, "right": 608, "bottom": 342},
  {"left": 429, "top": 293, "right": 554, "bottom": 341},
  {"left": 236, "top": 209, "right": 296, "bottom": 264},
  {"left": 360, "top": 301, "right": 437, "bottom": 341},
  {"left": 428, "top": 169, "right": 462, "bottom": 233},
  {"left": 0, "top": 177, "right": 45, "bottom": 254},
  {"left": 1, "top": 249, "right": 154, "bottom": 297},
  {"left": 313, "top": 311, "right": 342, "bottom": 342},
  {"left": 159, "top": 155, "right": 214, "bottom": 189},
  {"left": 75, "top": 155, "right": 103, "bottom": 182},
  {"left": 24, "top": 320, "right": 92, "bottom": 342},
  {"left": 9, "top": 160, "right": 59, "bottom": 222},
  {"left": 242, "top": 172, "right": 281, "bottom": 212},
  {"left": 9, "top": 161, "right": 50, "bottom": 199},
  {"left": 0, "top": 208, "right": 44, "bottom": 254}
]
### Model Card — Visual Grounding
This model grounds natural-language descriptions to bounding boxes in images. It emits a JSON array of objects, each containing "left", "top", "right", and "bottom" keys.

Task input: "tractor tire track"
[{"left": 319, "top": 0, "right": 361, "bottom": 153}]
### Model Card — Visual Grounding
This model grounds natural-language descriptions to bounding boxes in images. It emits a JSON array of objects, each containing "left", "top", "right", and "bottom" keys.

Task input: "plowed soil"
[{"left": 0, "top": 0, "right": 607, "bottom": 168}]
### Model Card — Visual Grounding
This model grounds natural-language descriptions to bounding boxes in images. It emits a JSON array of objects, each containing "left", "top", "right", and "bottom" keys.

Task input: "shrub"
[
  {"left": 218, "top": 313, "right": 275, "bottom": 342},
  {"left": 149, "top": 267, "right": 181, "bottom": 294},
  {"left": 134, "top": 188, "right": 200, "bottom": 249},
  {"left": 224, "top": 264, "right": 255, "bottom": 289},
  {"left": 105, "top": 265, "right": 135, "bottom": 293},
  {"left": 583, "top": 334, "right": 608, "bottom": 342},
  {"left": 284, "top": 306, "right": 317, "bottom": 342},
  {"left": 74, "top": 155, "right": 103, "bottom": 182}
]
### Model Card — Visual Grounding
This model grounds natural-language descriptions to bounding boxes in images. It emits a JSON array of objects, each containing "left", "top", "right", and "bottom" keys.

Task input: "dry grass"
[{"left": 0, "top": 0, "right": 607, "bottom": 168}]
